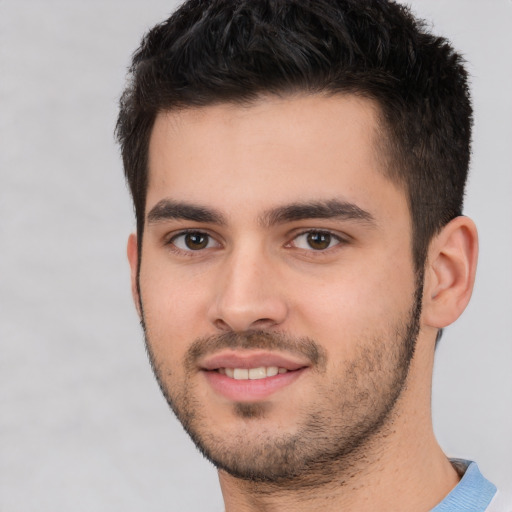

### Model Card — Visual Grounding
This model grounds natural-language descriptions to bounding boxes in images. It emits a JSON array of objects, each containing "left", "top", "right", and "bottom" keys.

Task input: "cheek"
[
  {"left": 291, "top": 254, "right": 415, "bottom": 353},
  {"left": 139, "top": 261, "right": 212, "bottom": 360}
]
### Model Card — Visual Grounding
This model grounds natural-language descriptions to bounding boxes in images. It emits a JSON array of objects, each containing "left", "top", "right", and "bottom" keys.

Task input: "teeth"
[
  {"left": 248, "top": 367, "right": 266, "bottom": 380},
  {"left": 233, "top": 368, "right": 249, "bottom": 380},
  {"left": 219, "top": 366, "right": 287, "bottom": 380},
  {"left": 266, "top": 366, "right": 279, "bottom": 377}
]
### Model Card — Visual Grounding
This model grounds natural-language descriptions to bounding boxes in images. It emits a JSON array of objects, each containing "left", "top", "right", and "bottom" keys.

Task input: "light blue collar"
[{"left": 431, "top": 459, "right": 497, "bottom": 512}]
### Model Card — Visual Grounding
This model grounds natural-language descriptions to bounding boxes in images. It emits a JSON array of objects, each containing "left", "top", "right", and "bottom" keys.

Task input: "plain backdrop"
[{"left": 1, "top": 1, "right": 511, "bottom": 510}]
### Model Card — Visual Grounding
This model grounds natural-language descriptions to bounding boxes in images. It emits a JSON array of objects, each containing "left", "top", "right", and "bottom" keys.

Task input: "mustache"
[{"left": 184, "top": 330, "right": 327, "bottom": 370}]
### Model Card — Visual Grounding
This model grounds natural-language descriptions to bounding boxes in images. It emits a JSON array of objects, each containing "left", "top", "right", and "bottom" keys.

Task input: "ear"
[
  {"left": 127, "top": 233, "right": 142, "bottom": 318},
  {"left": 422, "top": 216, "right": 478, "bottom": 329}
]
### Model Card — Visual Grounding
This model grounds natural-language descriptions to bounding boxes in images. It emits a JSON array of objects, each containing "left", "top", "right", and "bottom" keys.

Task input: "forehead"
[{"left": 146, "top": 94, "right": 406, "bottom": 222}]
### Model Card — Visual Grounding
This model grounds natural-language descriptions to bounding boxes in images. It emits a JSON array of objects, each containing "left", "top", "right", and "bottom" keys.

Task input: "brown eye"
[
  {"left": 307, "top": 232, "right": 332, "bottom": 250},
  {"left": 185, "top": 232, "right": 208, "bottom": 250},
  {"left": 291, "top": 230, "right": 341, "bottom": 251},
  {"left": 171, "top": 231, "right": 217, "bottom": 251},
  {"left": 185, "top": 233, "right": 208, "bottom": 251}
]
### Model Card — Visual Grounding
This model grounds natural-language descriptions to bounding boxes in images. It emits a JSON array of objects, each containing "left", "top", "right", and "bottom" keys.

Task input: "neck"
[{"left": 218, "top": 340, "right": 460, "bottom": 512}]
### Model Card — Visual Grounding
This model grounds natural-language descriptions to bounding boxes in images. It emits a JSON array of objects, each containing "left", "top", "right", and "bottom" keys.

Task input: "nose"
[{"left": 207, "top": 244, "right": 289, "bottom": 332}]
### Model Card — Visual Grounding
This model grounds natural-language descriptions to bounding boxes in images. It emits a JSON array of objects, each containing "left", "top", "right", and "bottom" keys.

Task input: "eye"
[
  {"left": 170, "top": 231, "right": 219, "bottom": 251},
  {"left": 291, "top": 231, "right": 342, "bottom": 251}
]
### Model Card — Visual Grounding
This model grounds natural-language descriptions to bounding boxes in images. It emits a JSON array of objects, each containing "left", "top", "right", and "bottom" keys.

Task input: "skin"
[{"left": 127, "top": 94, "right": 479, "bottom": 511}]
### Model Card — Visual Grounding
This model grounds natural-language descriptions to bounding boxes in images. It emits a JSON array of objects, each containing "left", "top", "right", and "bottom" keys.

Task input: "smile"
[
  {"left": 199, "top": 350, "right": 310, "bottom": 401},
  {"left": 218, "top": 367, "right": 288, "bottom": 380}
]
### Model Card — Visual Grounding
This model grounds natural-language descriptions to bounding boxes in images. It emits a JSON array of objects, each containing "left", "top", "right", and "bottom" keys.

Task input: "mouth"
[
  {"left": 217, "top": 366, "right": 289, "bottom": 379},
  {"left": 199, "top": 351, "right": 309, "bottom": 402}
]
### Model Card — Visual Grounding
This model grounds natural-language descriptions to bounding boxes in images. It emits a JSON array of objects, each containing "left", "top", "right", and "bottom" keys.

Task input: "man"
[{"left": 116, "top": 0, "right": 510, "bottom": 510}]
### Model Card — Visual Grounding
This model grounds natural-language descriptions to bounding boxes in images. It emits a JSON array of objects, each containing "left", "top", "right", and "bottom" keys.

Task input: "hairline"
[
  {"left": 139, "top": 89, "right": 411, "bottom": 237},
  {"left": 133, "top": 89, "right": 419, "bottom": 304}
]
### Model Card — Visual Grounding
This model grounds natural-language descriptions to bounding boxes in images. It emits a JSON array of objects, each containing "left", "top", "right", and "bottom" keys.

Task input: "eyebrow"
[
  {"left": 147, "top": 199, "right": 227, "bottom": 225},
  {"left": 146, "top": 198, "right": 375, "bottom": 227},
  {"left": 259, "top": 200, "right": 376, "bottom": 227}
]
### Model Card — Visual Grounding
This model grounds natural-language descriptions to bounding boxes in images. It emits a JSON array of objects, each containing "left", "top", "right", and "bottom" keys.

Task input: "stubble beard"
[{"left": 140, "top": 277, "right": 423, "bottom": 486}]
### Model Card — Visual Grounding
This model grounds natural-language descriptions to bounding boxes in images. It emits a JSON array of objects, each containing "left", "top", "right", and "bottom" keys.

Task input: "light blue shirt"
[{"left": 431, "top": 460, "right": 497, "bottom": 512}]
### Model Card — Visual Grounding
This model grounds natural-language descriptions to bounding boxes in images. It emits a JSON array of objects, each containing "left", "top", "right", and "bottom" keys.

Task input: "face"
[{"left": 132, "top": 94, "right": 422, "bottom": 483}]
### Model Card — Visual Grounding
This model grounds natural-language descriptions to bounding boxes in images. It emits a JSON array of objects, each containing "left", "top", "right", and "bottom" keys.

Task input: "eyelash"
[
  {"left": 166, "top": 230, "right": 220, "bottom": 255},
  {"left": 165, "top": 228, "right": 347, "bottom": 257},
  {"left": 287, "top": 230, "right": 345, "bottom": 251}
]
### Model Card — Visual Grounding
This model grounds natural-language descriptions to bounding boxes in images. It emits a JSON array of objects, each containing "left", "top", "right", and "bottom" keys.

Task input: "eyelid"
[
  {"left": 163, "top": 227, "right": 349, "bottom": 253},
  {"left": 287, "top": 229, "right": 348, "bottom": 251},
  {"left": 166, "top": 229, "right": 222, "bottom": 253}
]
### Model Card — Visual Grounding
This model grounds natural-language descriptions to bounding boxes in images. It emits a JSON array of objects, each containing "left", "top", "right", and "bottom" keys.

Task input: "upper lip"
[{"left": 199, "top": 350, "right": 310, "bottom": 371}]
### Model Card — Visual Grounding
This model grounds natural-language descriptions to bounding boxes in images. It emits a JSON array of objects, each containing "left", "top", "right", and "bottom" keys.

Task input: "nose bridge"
[{"left": 209, "top": 239, "right": 287, "bottom": 332}]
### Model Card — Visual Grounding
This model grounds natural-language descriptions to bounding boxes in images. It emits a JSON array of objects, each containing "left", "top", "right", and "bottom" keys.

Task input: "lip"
[
  {"left": 199, "top": 350, "right": 310, "bottom": 402},
  {"left": 199, "top": 350, "right": 310, "bottom": 371},
  {"left": 203, "top": 367, "right": 307, "bottom": 402}
]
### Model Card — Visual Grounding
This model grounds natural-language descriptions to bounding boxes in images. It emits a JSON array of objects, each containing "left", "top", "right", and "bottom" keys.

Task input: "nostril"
[
  {"left": 208, "top": 287, "right": 289, "bottom": 332},
  {"left": 213, "top": 317, "right": 277, "bottom": 332},
  {"left": 213, "top": 319, "right": 231, "bottom": 331},
  {"left": 251, "top": 318, "right": 277, "bottom": 329}
]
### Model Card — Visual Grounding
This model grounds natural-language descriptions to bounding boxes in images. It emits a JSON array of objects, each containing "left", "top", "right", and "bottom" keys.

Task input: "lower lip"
[{"left": 202, "top": 368, "right": 307, "bottom": 402}]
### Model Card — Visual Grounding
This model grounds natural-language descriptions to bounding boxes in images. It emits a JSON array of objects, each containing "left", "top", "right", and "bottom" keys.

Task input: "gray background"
[{"left": 1, "top": 1, "right": 511, "bottom": 510}]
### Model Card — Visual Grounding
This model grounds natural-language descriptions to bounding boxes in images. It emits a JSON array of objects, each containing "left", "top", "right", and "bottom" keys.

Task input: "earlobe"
[
  {"left": 127, "top": 233, "right": 142, "bottom": 318},
  {"left": 422, "top": 216, "right": 478, "bottom": 329}
]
